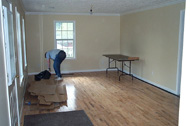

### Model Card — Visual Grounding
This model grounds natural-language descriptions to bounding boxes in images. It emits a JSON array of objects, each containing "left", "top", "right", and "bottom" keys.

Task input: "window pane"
[
  {"left": 62, "top": 23, "right": 67, "bottom": 30},
  {"left": 62, "top": 31, "right": 67, "bottom": 39},
  {"left": 8, "top": 11, "right": 16, "bottom": 80},
  {"left": 67, "top": 48, "right": 73, "bottom": 58},
  {"left": 68, "top": 40, "right": 73, "bottom": 47},
  {"left": 56, "top": 23, "right": 61, "bottom": 30},
  {"left": 68, "top": 31, "right": 73, "bottom": 39},
  {"left": 57, "top": 40, "right": 63, "bottom": 50},
  {"left": 56, "top": 31, "right": 61, "bottom": 39},
  {"left": 63, "top": 40, "right": 68, "bottom": 48},
  {"left": 68, "top": 23, "right": 73, "bottom": 30}
]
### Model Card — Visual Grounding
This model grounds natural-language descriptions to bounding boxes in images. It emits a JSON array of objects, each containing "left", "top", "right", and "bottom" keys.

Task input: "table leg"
[
  {"left": 119, "top": 61, "right": 124, "bottom": 81},
  {"left": 115, "top": 60, "right": 119, "bottom": 73},
  {"left": 106, "top": 58, "right": 110, "bottom": 74},
  {"left": 129, "top": 61, "right": 133, "bottom": 80}
]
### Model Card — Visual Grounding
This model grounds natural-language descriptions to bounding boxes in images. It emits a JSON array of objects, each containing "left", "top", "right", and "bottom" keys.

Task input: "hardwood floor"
[{"left": 21, "top": 71, "right": 179, "bottom": 126}]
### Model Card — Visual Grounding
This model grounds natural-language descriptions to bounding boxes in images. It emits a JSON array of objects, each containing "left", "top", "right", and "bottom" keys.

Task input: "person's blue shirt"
[{"left": 45, "top": 49, "right": 61, "bottom": 60}]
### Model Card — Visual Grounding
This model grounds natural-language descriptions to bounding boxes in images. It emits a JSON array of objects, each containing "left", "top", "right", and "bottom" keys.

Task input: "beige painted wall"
[
  {"left": 26, "top": 15, "right": 120, "bottom": 73},
  {"left": 120, "top": 3, "right": 185, "bottom": 92}
]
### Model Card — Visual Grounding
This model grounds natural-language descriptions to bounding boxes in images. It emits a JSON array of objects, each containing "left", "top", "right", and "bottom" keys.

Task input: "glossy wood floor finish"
[{"left": 21, "top": 71, "right": 179, "bottom": 126}]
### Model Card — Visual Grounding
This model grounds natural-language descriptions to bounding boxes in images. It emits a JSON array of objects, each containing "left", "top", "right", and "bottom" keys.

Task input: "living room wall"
[
  {"left": 25, "top": 15, "right": 120, "bottom": 73},
  {"left": 120, "top": 2, "right": 185, "bottom": 94}
]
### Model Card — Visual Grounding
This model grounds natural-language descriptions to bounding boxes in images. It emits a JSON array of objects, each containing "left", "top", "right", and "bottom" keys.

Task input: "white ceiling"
[{"left": 22, "top": 0, "right": 185, "bottom": 15}]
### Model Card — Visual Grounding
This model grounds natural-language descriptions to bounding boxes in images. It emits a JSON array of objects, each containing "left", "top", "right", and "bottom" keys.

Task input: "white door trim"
[
  {"left": 1, "top": 3, "right": 11, "bottom": 126},
  {"left": 176, "top": 9, "right": 185, "bottom": 95}
]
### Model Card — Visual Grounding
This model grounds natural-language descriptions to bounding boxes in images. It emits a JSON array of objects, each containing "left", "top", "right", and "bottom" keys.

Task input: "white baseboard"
[
  {"left": 121, "top": 69, "right": 177, "bottom": 95},
  {"left": 28, "top": 69, "right": 107, "bottom": 75},
  {"left": 133, "top": 73, "right": 177, "bottom": 95},
  {"left": 28, "top": 69, "right": 177, "bottom": 95}
]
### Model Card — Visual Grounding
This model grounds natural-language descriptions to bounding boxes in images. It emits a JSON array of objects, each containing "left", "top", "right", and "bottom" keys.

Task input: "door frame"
[
  {"left": 176, "top": 9, "right": 185, "bottom": 95},
  {"left": 0, "top": 1, "right": 11, "bottom": 125}
]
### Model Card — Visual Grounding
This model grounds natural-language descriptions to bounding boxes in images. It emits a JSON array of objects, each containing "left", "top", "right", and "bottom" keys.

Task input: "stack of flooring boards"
[{"left": 25, "top": 79, "right": 67, "bottom": 110}]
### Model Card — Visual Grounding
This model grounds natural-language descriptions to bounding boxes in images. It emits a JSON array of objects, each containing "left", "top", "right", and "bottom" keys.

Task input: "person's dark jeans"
[{"left": 53, "top": 51, "right": 66, "bottom": 77}]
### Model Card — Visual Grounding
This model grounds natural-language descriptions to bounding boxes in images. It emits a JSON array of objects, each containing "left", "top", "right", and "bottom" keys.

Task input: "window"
[
  {"left": 54, "top": 21, "right": 76, "bottom": 59},
  {"left": 22, "top": 18, "right": 27, "bottom": 68},
  {"left": 3, "top": 6, "right": 16, "bottom": 86},
  {"left": 15, "top": 7, "right": 23, "bottom": 85}
]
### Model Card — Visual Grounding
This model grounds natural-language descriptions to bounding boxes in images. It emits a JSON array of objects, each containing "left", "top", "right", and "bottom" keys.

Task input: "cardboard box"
[{"left": 27, "top": 80, "right": 67, "bottom": 109}]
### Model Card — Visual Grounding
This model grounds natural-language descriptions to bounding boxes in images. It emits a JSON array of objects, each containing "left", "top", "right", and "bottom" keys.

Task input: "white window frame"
[
  {"left": 15, "top": 7, "right": 23, "bottom": 85},
  {"left": 3, "top": 6, "right": 11, "bottom": 86},
  {"left": 22, "top": 17, "right": 27, "bottom": 68},
  {"left": 54, "top": 20, "right": 76, "bottom": 59},
  {"left": 3, "top": 6, "right": 16, "bottom": 86},
  {"left": 9, "top": 2, "right": 12, "bottom": 12}
]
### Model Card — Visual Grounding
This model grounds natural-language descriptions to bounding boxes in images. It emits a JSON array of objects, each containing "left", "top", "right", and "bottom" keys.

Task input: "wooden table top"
[{"left": 103, "top": 54, "right": 139, "bottom": 61}]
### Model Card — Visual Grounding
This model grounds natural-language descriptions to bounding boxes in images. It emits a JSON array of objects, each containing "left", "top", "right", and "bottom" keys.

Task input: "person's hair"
[{"left": 45, "top": 52, "right": 47, "bottom": 58}]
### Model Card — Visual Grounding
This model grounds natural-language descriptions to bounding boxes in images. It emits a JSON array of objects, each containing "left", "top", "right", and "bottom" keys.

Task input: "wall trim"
[
  {"left": 39, "top": 16, "right": 44, "bottom": 71},
  {"left": 25, "top": 12, "right": 120, "bottom": 16},
  {"left": 176, "top": 9, "right": 185, "bottom": 96},
  {"left": 121, "top": 0, "right": 185, "bottom": 16},
  {"left": 28, "top": 69, "right": 108, "bottom": 75},
  {"left": 29, "top": 69, "right": 177, "bottom": 95},
  {"left": 120, "top": 69, "right": 177, "bottom": 95},
  {"left": 0, "top": 1, "right": 12, "bottom": 125},
  {"left": 133, "top": 73, "right": 178, "bottom": 95}
]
